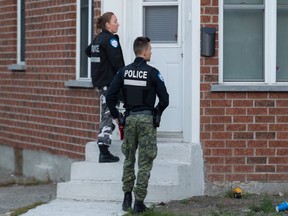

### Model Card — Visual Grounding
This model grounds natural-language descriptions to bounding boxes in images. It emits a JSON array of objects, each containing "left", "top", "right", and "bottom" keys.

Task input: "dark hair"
[
  {"left": 96, "top": 12, "right": 114, "bottom": 30},
  {"left": 133, "top": 37, "right": 151, "bottom": 55}
]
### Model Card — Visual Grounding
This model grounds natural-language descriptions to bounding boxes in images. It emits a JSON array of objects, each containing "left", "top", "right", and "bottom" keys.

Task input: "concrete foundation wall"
[
  {"left": 0, "top": 145, "right": 78, "bottom": 182},
  {"left": 0, "top": 145, "right": 14, "bottom": 171},
  {"left": 205, "top": 181, "right": 288, "bottom": 196}
]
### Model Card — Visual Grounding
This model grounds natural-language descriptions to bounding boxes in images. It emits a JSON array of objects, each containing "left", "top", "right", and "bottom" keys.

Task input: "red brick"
[
  {"left": 211, "top": 116, "right": 232, "bottom": 123},
  {"left": 212, "top": 132, "right": 233, "bottom": 139},
  {"left": 255, "top": 132, "right": 275, "bottom": 139},
  {"left": 211, "top": 148, "right": 233, "bottom": 156},
  {"left": 276, "top": 100, "right": 288, "bottom": 107},
  {"left": 234, "top": 148, "right": 254, "bottom": 156},
  {"left": 247, "top": 140, "right": 268, "bottom": 148},
  {"left": 225, "top": 157, "right": 245, "bottom": 164},
  {"left": 269, "top": 141, "right": 288, "bottom": 148},
  {"left": 201, "top": 132, "right": 211, "bottom": 140},
  {"left": 225, "top": 174, "right": 246, "bottom": 182},
  {"left": 226, "top": 92, "right": 247, "bottom": 99},
  {"left": 247, "top": 108, "right": 268, "bottom": 115},
  {"left": 276, "top": 165, "right": 288, "bottom": 172},
  {"left": 255, "top": 149, "right": 276, "bottom": 156},
  {"left": 204, "top": 124, "right": 225, "bottom": 131},
  {"left": 234, "top": 165, "right": 254, "bottom": 173},
  {"left": 276, "top": 131, "right": 288, "bottom": 140},
  {"left": 201, "top": 0, "right": 212, "bottom": 6},
  {"left": 269, "top": 157, "right": 288, "bottom": 164},
  {"left": 269, "top": 93, "right": 288, "bottom": 99},
  {"left": 255, "top": 100, "right": 275, "bottom": 107},
  {"left": 212, "top": 0, "right": 219, "bottom": 6},
  {"left": 255, "top": 116, "right": 275, "bottom": 123},
  {"left": 201, "top": 100, "right": 211, "bottom": 107},
  {"left": 234, "top": 132, "right": 254, "bottom": 140},
  {"left": 233, "top": 100, "right": 253, "bottom": 107},
  {"left": 268, "top": 174, "right": 288, "bottom": 181},
  {"left": 233, "top": 116, "right": 253, "bottom": 123},
  {"left": 269, "top": 124, "right": 288, "bottom": 131},
  {"left": 226, "top": 108, "right": 246, "bottom": 115},
  {"left": 269, "top": 108, "right": 288, "bottom": 115},
  {"left": 205, "top": 157, "right": 225, "bottom": 164},
  {"left": 204, "top": 140, "right": 225, "bottom": 148},
  {"left": 212, "top": 165, "right": 233, "bottom": 173},
  {"left": 247, "top": 93, "right": 268, "bottom": 99},
  {"left": 201, "top": 15, "right": 211, "bottom": 23},
  {"left": 211, "top": 99, "right": 231, "bottom": 107},
  {"left": 204, "top": 7, "right": 219, "bottom": 15},
  {"left": 226, "top": 140, "right": 246, "bottom": 148},
  {"left": 247, "top": 174, "right": 268, "bottom": 181},
  {"left": 205, "top": 108, "right": 225, "bottom": 115},
  {"left": 207, "top": 174, "right": 225, "bottom": 182},
  {"left": 226, "top": 124, "right": 246, "bottom": 131},
  {"left": 277, "top": 116, "right": 288, "bottom": 123},
  {"left": 255, "top": 165, "right": 275, "bottom": 173},
  {"left": 248, "top": 124, "right": 268, "bottom": 131},
  {"left": 247, "top": 157, "right": 267, "bottom": 164},
  {"left": 277, "top": 149, "right": 288, "bottom": 156}
]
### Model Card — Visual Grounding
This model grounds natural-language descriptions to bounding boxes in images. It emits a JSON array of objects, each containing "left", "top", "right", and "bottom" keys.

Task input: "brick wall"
[
  {"left": 201, "top": 0, "right": 288, "bottom": 184},
  {"left": 0, "top": 0, "right": 102, "bottom": 159}
]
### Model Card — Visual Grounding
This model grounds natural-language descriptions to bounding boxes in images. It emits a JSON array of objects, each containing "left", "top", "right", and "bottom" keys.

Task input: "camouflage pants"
[
  {"left": 121, "top": 114, "right": 157, "bottom": 202},
  {"left": 97, "top": 87, "right": 115, "bottom": 146}
]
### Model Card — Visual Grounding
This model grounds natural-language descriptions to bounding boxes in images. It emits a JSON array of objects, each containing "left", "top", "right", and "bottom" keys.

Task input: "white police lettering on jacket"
[{"left": 124, "top": 70, "right": 148, "bottom": 87}]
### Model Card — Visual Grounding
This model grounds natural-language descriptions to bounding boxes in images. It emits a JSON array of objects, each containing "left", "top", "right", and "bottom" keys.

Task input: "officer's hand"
[
  {"left": 153, "top": 108, "right": 161, "bottom": 128},
  {"left": 118, "top": 112, "right": 125, "bottom": 127}
]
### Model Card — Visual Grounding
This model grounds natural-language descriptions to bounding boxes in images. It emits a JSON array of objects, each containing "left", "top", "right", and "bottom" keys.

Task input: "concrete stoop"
[{"left": 57, "top": 134, "right": 204, "bottom": 203}]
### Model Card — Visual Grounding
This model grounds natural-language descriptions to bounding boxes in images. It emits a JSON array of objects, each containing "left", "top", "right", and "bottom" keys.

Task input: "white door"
[{"left": 131, "top": 0, "right": 183, "bottom": 132}]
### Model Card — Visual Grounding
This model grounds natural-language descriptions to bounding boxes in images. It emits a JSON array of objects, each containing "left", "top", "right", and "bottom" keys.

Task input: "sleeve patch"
[
  {"left": 110, "top": 39, "right": 118, "bottom": 48},
  {"left": 158, "top": 72, "right": 165, "bottom": 82}
]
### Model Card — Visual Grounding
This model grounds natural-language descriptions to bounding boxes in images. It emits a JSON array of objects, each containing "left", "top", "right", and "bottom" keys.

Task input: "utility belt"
[
  {"left": 126, "top": 110, "right": 153, "bottom": 116},
  {"left": 119, "top": 109, "right": 160, "bottom": 128}
]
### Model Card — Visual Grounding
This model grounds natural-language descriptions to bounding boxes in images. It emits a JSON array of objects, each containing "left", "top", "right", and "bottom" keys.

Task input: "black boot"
[
  {"left": 122, "top": 192, "right": 132, "bottom": 211},
  {"left": 132, "top": 200, "right": 148, "bottom": 214},
  {"left": 98, "top": 145, "right": 119, "bottom": 163}
]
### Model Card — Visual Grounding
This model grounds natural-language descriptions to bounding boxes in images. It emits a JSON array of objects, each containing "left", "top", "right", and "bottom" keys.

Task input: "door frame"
[{"left": 102, "top": 0, "right": 200, "bottom": 144}]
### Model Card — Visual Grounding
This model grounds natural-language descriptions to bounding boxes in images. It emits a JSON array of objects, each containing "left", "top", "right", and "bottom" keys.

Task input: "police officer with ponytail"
[
  {"left": 86, "top": 12, "right": 125, "bottom": 163},
  {"left": 106, "top": 37, "right": 169, "bottom": 214}
]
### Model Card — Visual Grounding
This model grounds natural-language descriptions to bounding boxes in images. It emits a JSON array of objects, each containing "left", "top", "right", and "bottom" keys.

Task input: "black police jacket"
[
  {"left": 85, "top": 29, "right": 125, "bottom": 88},
  {"left": 106, "top": 57, "right": 169, "bottom": 118}
]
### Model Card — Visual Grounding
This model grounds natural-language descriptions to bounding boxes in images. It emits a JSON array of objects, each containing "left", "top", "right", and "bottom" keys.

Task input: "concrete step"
[
  {"left": 85, "top": 140, "right": 192, "bottom": 165},
  {"left": 57, "top": 132, "right": 205, "bottom": 203},
  {"left": 70, "top": 161, "right": 180, "bottom": 184},
  {"left": 57, "top": 163, "right": 192, "bottom": 202}
]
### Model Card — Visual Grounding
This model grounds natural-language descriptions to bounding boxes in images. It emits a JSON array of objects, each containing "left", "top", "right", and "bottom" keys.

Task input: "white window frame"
[
  {"left": 218, "top": 0, "right": 278, "bottom": 86},
  {"left": 76, "top": 0, "right": 93, "bottom": 81},
  {"left": 17, "top": 0, "right": 25, "bottom": 64},
  {"left": 141, "top": 0, "right": 182, "bottom": 48},
  {"left": 8, "top": 0, "right": 26, "bottom": 71}
]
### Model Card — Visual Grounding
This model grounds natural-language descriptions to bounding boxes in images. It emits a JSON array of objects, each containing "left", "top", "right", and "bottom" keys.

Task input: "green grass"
[
  {"left": 209, "top": 196, "right": 280, "bottom": 216},
  {"left": 123, "top": 208, "right": 192, "bottom": 216},
  {"left": 0, "top": 177, "right": 52, "bottom": 187},
  {"left": 246, "top": 197, "right": 278, "bottom": 216},
  {"left": 10, "top": 201, "right": 45, "bottom": 216}
]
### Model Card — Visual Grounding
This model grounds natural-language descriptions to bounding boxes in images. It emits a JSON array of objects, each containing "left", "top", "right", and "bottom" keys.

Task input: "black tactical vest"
[{"left": 122, "top": 60, "right": 156, "bottom": 110}]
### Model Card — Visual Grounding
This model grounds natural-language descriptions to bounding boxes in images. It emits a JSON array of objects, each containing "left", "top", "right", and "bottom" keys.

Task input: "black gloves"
[
  {"left": 118, "top": 112, "right": 126, "bottom": 127},
  {"left": 153, "top": 107, "right": 161, "bottom": 128}
]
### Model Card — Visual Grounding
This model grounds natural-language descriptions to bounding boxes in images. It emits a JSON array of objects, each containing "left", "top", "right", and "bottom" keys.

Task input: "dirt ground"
[{"left": 154, "top": 192, "right": 288, "bottom": 216}]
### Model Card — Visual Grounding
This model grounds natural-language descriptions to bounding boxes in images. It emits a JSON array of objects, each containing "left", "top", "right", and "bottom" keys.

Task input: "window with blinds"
[
  {"left": 277, "top": 0, "right": 288, "bottom": 81},
  {"left": 223, "top": 0, "right": 264, "bottom": 82},
  {"left": 143, "top": 5, "right": 178, "bottom": 43}
]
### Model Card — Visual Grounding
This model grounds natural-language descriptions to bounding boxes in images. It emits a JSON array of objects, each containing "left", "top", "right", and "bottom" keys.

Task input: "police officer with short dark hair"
[
  {"left": 106, "top": 37, "right": 169, "bottom": 214},
  {"left": 86, "top": 12, "right": 125, "bottom": 163}
]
